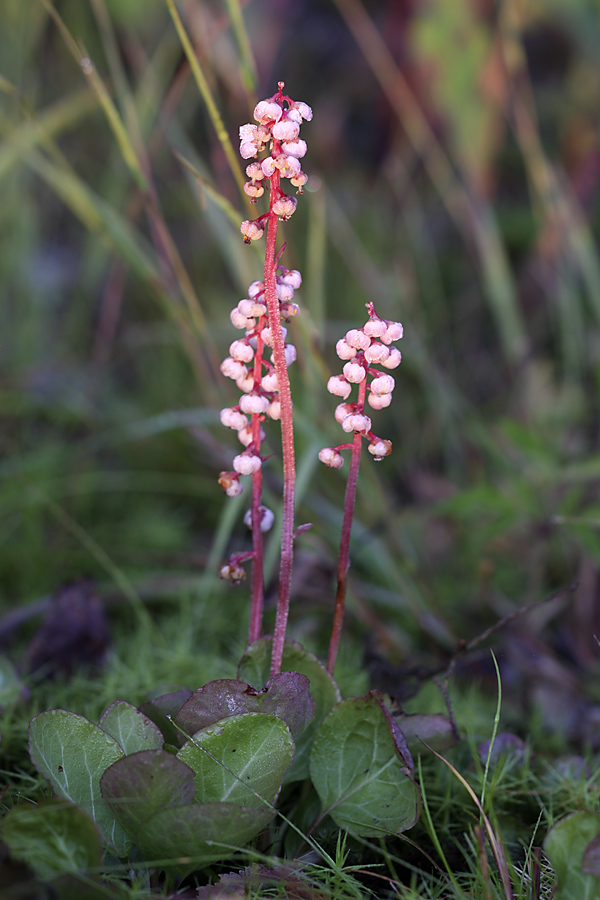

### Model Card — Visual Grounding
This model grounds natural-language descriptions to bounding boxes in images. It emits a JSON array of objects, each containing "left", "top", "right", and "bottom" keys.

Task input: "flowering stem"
[
  {"left": 327, "top": 379, "right": 366, "bottom": 674},
  {"left": 265, "top": 173, "right": 296, "bottom": 677},
  {"left": 248, "top": 323, "right": 266, "bottom": 643}
]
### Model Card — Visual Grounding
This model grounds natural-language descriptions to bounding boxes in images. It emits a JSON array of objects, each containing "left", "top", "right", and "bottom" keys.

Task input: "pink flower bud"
[
  {"left": 367, "top": 392, "right": 392, "bottom": 410},
  {"left": 233, "top": 453, "right": 262, "bottom": 475},
  {"left": 319, "top": 447, "right": 344, "bottom": 469},
  {"left": 237, "top": 424, "right": 265, "bottom": 447},
  {"left": 230, "top": 309, "right": 253, "bottom": 330},
  {"left": 239, "top": 393, "right": 269, "bottom": 415},
  {"left": 229, "top": 339, "right": 254, "bottom": 363},
  {"left": 236, "top": 373, "right": 255, "bottom": 393},
  {"left": 345, "top": 329, "right": 371, "bottom": 351},
  {"left": 220, "top": 357, "right": 247, "bottom": 380},
  {"left": 261, "top": 157, "right": 276, "bottom": 178},
  {"left": 219, "top": 562, "right": 245, "bottom": 582},
  {"left": 370, "top": 374, "right": 395, "bottom": 395},
  {"left": 272, "top": 119, "right": 300, "bottom": 141},
  {"left": 253, "top": 100, "right": 283, "bottom": 124},
  {"left": 281, "top": 139, "right": 307, "bottom": 159},
  {"left": 292, "top": 101, "right": 313, "bottom": 121},
  {"left": 261, "top": 372, "right": 279, "bottom": 392},
  {"left": 342, "top": 413, "right": 372, "bottom": 434},
  {"left": 290, "top": 172, "right": 308, "bottom": 189},
  {"left": 238, "top": 298, "right": 266, "bottom": 317},
  {"left": 334, "top": 402, "right": 354, "bottom": 424},
  {"left": 343, "top": 361, "right": 366, "bottom": 383},
  {"left": 368, "top": 439, "right": 393, "bottom": 459},
  {"left": 218, "top": 471, "right": 243, "bottom": 497},
  {"left": 364, "top": 342, "right": 390, "bottom": 364},
  {"left": 276, "top": 282, "right": 295, "bottom": 302},
  {"left": 246, "top": 162, "right": 264, "bottom": 180},
  {"left": 327, "top": 375, "right": 352, "bottom": 399},
  {"left": 363, "top": 317, "right": 387, "bottom": 338},
  {"left": 220, "top": 407, "right": 248, "bottom": 430},
  {"left": 240, "top": 141, "right": 259, "bottom": 160},
  {"left": 244, "top": 181, "right": 264, "bottom": 199},
  {"left": 266, "top": 400, "right": 281, "bottom": 420},
  {"left": 248, "top": 281, "right": 265, "bottom": 298},
  {"left": 278, "top": 269, "right": 302, "bottom": 288},
  {"left": 240, "top": 220, "right": 265, "bottom": 242},
  {"left": 240, "top": 124, "right": 257, "bottom": 142},
  {"left": 272, "top": 194, "right": 298, "bottom": 219},
  {"left": 382, "top": 321, "right": 404, "bottom": 344},
  {"left": 243, "top": 505, "right": 275, "bottom": 532},
  {"left": 381, "top": 347, "right": 402, "bottom": 369},
  {"left": 336, "top": 339, "right": 357, "bottom": 360},
  {"left": 284, "top": 344, "right": 297, "bottom": 366},
  {"left": 280, "top": 302, "right": 300, "bottom": 319}
]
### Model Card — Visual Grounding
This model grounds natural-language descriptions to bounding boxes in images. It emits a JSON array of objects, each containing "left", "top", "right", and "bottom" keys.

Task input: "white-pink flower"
[
  {"left": 370, "top": 374, "right": 395, "bottom": 395},
  {"left": 381, "top": 347, "right": 402, "bottom": 369},
  {"left": 336, "top": 339, "right": 357, "bottom": 360},
  {"left": 343, "top": 361, "right": 366, "bottom": 383},
  {"left": 240, "top": 393, "right": 269, "bottom": 415},
  {"left": 220, "top": 407, "right": 248, "bottom": 430},
  {"left": 345, "top": 329, "right": 371, "bottom": 351},
  {"left": 233, "top": 453, "right": 262, "bottom": 475},
  {"left": 319, "top": 447, "right": 344, "bottom": 469},
  {"left": 342, "top": 413, "right": 372, "bottom": 434},
  {"left": 327, "top": 375, "right": 352, "bottom": 399},
  {"left": 382, "top": 321, "right": 403, "bottom": 344},
  {"left": 272, "top": 119, "right": 300, "bottom": 141},
  {"left": 364, "top": 342, "right": 390, "bottom": 364},
  {"left": 368, "top": 439, "right": 392, "bottom": 459},
  {"left": 253, "top": 100, "right": 283, "bottom": 124}
]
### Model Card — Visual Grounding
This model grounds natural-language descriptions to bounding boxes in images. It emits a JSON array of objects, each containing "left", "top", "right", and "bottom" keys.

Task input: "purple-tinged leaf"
[
  {"left": 135, "top": 802, "right": 274, "bottom": 875},
  {"left": 238, "top": 638, "right": 340, "bottom": 781},
  {"left": 100, "top": 749, "right": 196, "bottom": 840},
  {"left": 174, "top": 673, "right": 314, "bottom": 740},
  {"left": 174, "top": 680, "right": 255, "bottom": 735},
  {"left": 99, "top": 701, "right": 163, "bottom": 755},
  {"left": 583, "top": 833, "right": 600, "bottom": 878},
  {"left": 395, "top": 713, "right": 459, "bottom": 753},
  {"left": 140, "top": 689, "right": 193, "bottom": 747}
]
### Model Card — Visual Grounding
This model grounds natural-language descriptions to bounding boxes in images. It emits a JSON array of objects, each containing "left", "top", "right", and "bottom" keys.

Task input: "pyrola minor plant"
[{"left": 218, "top": 84, "right": 403, "bottom": 677}]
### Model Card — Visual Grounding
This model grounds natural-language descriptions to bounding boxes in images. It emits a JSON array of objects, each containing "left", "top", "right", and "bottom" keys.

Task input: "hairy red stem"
[
  {"left": 248, "top": 323, "right": 266, "bottom": 643},
  {"left": 327, "top": 378, "right": 366, "bottom": 673},
  {"left": 265, "top": 171, "right": 296, "bottom": 676}
]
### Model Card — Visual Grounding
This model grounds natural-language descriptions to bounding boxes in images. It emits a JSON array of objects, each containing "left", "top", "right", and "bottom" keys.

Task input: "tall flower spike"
[
  {"left": 321, "top": 301, "right": 403, "bottom": 674},
  {"left": 220, "top": 84, "right": 311, "bottom": 671}
]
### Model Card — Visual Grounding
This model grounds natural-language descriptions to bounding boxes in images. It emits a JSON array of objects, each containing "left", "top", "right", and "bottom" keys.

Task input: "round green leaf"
[
  {"left": 310, "top": 693, "right": 421, "bottom": 837},
  {"left": 136, "top": 802, "right": 274, "bottom": 875},
  {"left": 0, "top": 798, "right": 101, "bottom": 880},
  {"left": 28, "top": 709, "right": 131, "bottom": 856},
  {"left": 99, "top": 700, "right": 163, "bottom": 754},
  {"left": 544, "top": 811, "right": 600, "bottom": 900},
  {"left": 177, "top": 712, "right": 294, "bottom": 808},
  {"left": 238, "top": 637, "right": 340, "bottom": 780},
  {"left": 100, "top": 749, "right": 196, "bottom": 840}
]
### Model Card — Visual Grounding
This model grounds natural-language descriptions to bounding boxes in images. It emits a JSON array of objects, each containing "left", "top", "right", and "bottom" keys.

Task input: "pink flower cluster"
[
  {"left": 319, "top": 303, "right": 403, "bottom": 465},
  {"left": 239, "top": 83, "right": 312, "bottom": 242},
  {"left": 218, "top": 268, "right": 301, "bottom": 497}
]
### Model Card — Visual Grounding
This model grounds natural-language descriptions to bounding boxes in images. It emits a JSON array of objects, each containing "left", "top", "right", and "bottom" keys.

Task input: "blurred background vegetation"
[{"left": 2, "top": 0, "right": 600, "bottom": 732}]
